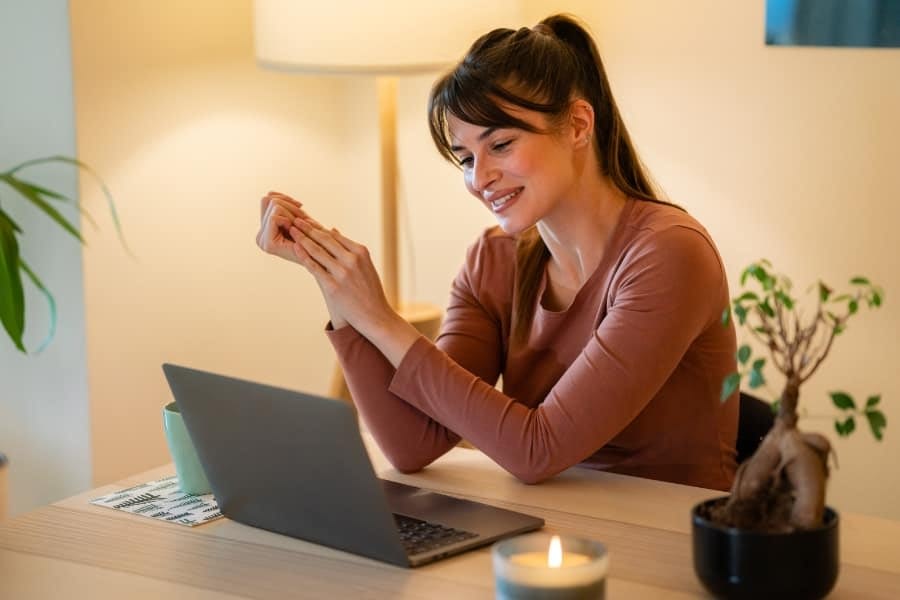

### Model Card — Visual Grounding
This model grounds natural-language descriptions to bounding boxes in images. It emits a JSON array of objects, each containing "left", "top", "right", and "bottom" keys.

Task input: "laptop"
[{"left": 162, "top": 363, "right": 544, "bottom": 567}]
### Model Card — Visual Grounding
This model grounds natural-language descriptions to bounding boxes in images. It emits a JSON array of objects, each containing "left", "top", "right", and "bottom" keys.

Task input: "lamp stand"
[{"left": 328, "top": 77, "right": 443, "bottom": 401}]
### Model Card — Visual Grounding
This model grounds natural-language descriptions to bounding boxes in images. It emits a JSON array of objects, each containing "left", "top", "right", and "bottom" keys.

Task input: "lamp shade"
[{"left": 253, "top": 0, "right": 524, "bottom": 74}]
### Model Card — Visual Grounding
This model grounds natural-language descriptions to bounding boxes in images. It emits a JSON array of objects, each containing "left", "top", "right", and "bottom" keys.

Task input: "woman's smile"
[{"left": 486, "top": 187, "right": 524, "bottom": 212}]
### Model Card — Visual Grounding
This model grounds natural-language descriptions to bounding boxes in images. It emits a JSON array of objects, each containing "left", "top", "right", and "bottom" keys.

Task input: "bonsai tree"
[
  {"left": 714, "top": 260, "right": 886, "bottom": 532},
  {"left": 0, "top": 156, "right": 125, "bottom": 353}
]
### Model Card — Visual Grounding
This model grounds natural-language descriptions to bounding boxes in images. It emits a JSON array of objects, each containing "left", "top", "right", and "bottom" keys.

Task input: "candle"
[{"left": 493, "top": 534, "right": 608, "bottom": 599}]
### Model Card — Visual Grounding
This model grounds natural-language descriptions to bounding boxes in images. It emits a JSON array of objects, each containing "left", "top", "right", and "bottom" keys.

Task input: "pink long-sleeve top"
[{"left": 328, "top": 198, "right": 739, "bottom": 490}]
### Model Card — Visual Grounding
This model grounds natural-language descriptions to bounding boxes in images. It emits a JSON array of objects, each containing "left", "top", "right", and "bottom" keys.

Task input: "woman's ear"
[{"left": 569, "top": 99, "right": 594, "bottom": 148}]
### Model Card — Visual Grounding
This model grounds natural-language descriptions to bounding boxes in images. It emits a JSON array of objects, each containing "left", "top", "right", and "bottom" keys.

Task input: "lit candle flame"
[{"left": 548, "top": 535, "right": 562, "bottom": 568}]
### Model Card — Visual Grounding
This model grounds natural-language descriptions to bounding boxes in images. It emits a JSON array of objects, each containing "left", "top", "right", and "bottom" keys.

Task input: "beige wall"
[
  {"left": 70, "top": 0, "right": 380, "bottom": 486},
  {"left": 71, "top": 0, "right": 899, "bottom": 519}
]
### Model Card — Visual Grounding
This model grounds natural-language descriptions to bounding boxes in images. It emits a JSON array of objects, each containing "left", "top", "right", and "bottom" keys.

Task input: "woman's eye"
[
  {"left": 492, "top": 140, "right": 512, "bottom": 152},
  {"left": 458, "top": 156, "right": 474, "bottom": 167}
]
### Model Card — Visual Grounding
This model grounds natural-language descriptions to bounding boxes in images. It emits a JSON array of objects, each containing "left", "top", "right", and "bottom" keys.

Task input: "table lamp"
[{"left": 253, "top": 1, "right": 522, "bottom": 399}]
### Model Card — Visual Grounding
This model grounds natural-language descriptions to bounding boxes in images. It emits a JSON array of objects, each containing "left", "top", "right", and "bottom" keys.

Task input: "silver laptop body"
[{"left": 162, "top": 363, "right": 544, "bottom": 567}]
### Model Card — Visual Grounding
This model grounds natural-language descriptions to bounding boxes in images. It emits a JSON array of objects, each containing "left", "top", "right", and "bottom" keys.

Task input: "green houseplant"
[
  {"left": 1, "top": 156, "right": 124, "bottom": 521},
  {"left": 692, "top": 259, "right": 886, "bottom": 598},
  {"left": 0, "top": 155, "right": 125, "bottom": 353}
]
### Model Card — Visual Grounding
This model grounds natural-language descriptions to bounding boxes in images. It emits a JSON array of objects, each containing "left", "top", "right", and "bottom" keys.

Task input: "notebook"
[{"left": 162, "top": 363, "right": 544, "bottom": 567}]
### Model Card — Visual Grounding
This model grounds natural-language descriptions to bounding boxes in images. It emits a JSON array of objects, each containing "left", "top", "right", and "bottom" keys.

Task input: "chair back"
[{"left": 737, "top": 392, "right": 775, "bottom": 463}]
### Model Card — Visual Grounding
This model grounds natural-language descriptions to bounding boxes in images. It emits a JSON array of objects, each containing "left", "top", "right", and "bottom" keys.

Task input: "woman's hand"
[
  {"left": 288, "top": 217, "right": 392, "bottom": 330},
  {"left": 256, "top": 191, "right": 305, "bottom": 264},
  {"left": 256, "top": 191, "right": 350, "bottom": 328},
  {"left": 288, "top": 215, "right": 421, "bottom": 366}
]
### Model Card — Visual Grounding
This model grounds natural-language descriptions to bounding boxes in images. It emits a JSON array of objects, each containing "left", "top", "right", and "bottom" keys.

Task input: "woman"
[{"left": 257, "top": 14, "right": 738, "bottom": 490}]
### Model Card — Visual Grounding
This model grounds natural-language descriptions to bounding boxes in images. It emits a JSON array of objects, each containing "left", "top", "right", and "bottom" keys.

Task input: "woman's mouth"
[{"left": 490, "top": 188, "right": 523, "bottom": 212}]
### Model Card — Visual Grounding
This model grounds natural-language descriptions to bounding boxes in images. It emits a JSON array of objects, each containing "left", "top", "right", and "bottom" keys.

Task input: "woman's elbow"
[
  {"left": 510, "top": 465, "right": 557, "bottom": 485},
  {"left": 383, "top": 451, "right": 431, "bottom": 475}
]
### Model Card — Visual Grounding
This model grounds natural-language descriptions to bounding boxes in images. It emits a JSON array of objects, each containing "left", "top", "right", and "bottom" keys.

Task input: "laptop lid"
[{"left": 162, "top": 363, "right": 543, "bottom": 567}]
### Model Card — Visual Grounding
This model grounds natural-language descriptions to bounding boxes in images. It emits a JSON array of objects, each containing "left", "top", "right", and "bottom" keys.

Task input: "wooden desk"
[{"left": 2, "top": 436, "right": 899, "bottom": 599}]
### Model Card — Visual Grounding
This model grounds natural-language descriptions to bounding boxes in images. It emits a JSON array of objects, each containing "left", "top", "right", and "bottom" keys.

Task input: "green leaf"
[
  {"left": 830, "top": 391, "right": 856, "bottom": 410},
  {"left": 775, "top": 290, "right": 794, "bottom": 309},
  {"left": 0, "top": 175, "right": 99, "bottom": 229},
  {"left": 865, "top": 410, "right": 887, "bottom": 441},
  {"left": 6, "top": 155, "right": 131, "bottom": 256},
  {"left": 19, "top": 259, "right": 57, "bottom": 353},
  {"left": 759, "top": 299, "right": 776, "bottom": 318},
  {"left": 1, "top": 175, "right": 84, "bottom": 243},
  {"left": 748, "top": 367, "right": 765, "bottom": 389},
  {"left": 740, "top": 263, "right": 774, "bottom": 290},
  {"left": 818, "top": 282, "right": 832, "bottom": 302},
  {"left": 737, "top": 344, "right": 751, "bottom": 365},
  {"left": 848, "top": 299, "right": 858, "bottom": 315},
  {"left": 850, "top": 277, "right": 870, "bottom": 285},
  {"left": 721, "top": 372, "right": 740, "bottom": 402},
  {"left": 872, "top": 291, "right": 882, "bottom": 307},
  {"left": 0, "top": 206, "right": 23, "bottom": 233},
  {"left": 831, "top": 294, "right": 851, "bottom": 303},
  {"left": 735, "top": 304, "right": 748, "bottom": 325},
  {"left": 735, "top": 292, "right": 760, "bottom": 303},
  {"left": 0, "top": 213, "right": 26, "bottom": 352},
  {"left": 751, "top": 265, "right": 774, "bottom": 291},
  {"left": 0, "top": 174, "right": 67, "bottom": 200},
  {"left": 771, "top": 399, "right": 781, "bottom": 415},
  {"left": 720, "top": 306, "right": 730, "bottom": 326},
  {"left": 835, "top": 416, "right": 856, "bottom": 437},
  {"left": 751, "top": 358, "right": 765, "bottom": 371},
  {"left": 866, "top": 395, "right": 881, "bottom": 409}
]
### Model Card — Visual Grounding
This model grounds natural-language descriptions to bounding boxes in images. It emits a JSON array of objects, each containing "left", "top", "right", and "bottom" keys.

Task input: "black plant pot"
[{"left": 692, "top": 497, "right": 839, "bottom": 600}]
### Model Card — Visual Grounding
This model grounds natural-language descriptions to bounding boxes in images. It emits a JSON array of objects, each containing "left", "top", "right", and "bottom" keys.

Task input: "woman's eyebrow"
[{"left": 450, "top": 127, "right": 500, "bottom": 153}]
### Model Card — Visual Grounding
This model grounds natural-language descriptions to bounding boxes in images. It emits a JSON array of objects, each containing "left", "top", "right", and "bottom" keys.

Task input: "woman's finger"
[
  {"left": 292, "top": 212, "right": 326, "bottom": 230},
  {"left": 291, "top": 219, "right": 350, "bottom": 259},
  {"left": 294, "top": 230, "right": 342, "bottom": 272},
  {"left": 330, "top": 228, "right": 365, "bottom": 254},
  {"left": 268, "top": 191, "right": 302, "bottom": 210},
  {"left": 262, "top": 193, "right": 304, "bottom": 221},
  {"left": 291, "top": 240, "right": 330, "bottom": 278}
]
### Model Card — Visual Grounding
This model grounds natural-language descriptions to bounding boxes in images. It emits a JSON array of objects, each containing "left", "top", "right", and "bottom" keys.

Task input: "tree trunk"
[{"left": 711, "top": 382, "right": 830, "bottom": 532}]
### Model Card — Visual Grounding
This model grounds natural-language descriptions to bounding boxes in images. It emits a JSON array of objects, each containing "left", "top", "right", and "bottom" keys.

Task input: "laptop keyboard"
[{"left": 393, "top": 513, "right": 478, "bottom": 556}]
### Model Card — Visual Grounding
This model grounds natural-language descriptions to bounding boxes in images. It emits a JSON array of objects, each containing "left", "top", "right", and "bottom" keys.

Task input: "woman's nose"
[{"left": 471, "top": 158, "right": 498, "bottom": 193}]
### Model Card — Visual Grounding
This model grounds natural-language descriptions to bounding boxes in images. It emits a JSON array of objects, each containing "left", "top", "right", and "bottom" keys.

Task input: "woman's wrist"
[{"left": 362, "top": 310, "right": 422, "bottom": 368}]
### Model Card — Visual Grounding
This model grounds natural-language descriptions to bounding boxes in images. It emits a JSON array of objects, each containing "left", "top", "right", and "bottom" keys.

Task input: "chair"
[{"left": 737, "top": 392, "right": 775, "bottom": 463}]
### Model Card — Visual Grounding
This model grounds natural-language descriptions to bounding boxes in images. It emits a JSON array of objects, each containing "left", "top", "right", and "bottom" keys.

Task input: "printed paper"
[{"left": 90, "top": 476, "right": 223, "bottom": 527}]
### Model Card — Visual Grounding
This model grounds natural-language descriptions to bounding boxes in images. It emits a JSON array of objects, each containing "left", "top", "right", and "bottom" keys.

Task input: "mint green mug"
[{"left": 162, "top": 402, "right": 211, "bottom": 495}]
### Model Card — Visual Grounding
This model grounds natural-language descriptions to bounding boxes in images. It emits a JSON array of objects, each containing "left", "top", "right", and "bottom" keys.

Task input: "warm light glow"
[
  {"left": 253, "top": 0, "right": 524, "bottom": 74},
  {"left": 548, "top": 535, "right": 563, "bottom": 568}
]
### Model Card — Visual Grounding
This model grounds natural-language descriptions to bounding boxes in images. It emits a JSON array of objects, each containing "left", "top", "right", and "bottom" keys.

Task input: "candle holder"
[{"left": 492, "top": 533, "right": 608, "bottom": 599}]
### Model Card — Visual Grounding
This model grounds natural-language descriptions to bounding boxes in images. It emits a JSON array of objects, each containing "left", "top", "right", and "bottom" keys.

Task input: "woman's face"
[{"left": 447, "top": 107, "right": 578, "bottom": 235}]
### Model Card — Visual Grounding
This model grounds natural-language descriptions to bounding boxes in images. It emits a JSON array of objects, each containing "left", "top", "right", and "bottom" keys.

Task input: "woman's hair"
[{"left": 428, "top": 14, "right": 665, "bottom": 343}]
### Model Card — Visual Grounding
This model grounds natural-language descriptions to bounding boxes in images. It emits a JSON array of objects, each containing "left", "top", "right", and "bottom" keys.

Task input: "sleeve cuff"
[{"left": 388, "top": 336, "right": 434, "bottom": 397}]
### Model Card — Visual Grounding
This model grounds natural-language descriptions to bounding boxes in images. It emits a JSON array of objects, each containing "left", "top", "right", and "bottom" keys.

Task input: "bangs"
[
  {"left": 429, "top": 71, "right": 556, "bottom": 167},
  {"left": 427, "top": 25, "right": 580, "bottom": 166}
]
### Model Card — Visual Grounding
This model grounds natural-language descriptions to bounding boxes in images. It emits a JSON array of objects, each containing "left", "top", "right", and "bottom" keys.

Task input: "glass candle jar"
[{"left": 492, "top": 533, "right": 609, "bottom": 599}]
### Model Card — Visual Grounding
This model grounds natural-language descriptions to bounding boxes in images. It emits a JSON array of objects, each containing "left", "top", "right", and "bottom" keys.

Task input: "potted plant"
[
  {"left": 692, "top": 259, "right": 886, "bottom": 599},
  {"left": 0, "top": 156, "right": 124, "bottom": 519},
  {"left": 1, "top": 155, "right": 124, "bottom": 353}
]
